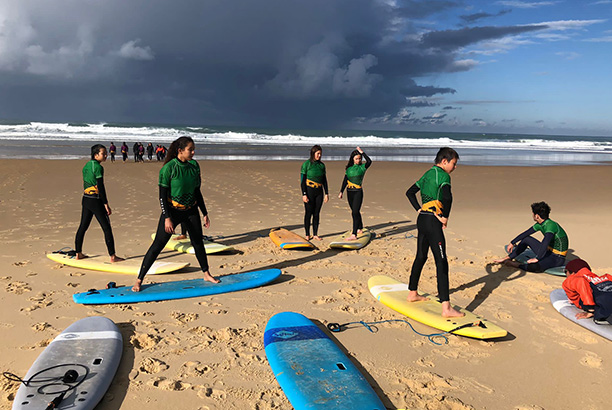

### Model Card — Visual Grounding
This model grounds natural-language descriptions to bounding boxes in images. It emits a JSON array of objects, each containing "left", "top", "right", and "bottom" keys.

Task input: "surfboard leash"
[
  {"left": 3, "top": 363, "right": 90, "bottom": 409},
  {"left": 327, "top": 319, "right": 486, "bottom": 346}
]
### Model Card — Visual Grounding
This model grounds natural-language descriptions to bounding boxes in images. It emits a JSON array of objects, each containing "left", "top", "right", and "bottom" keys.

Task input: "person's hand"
[
  {"left": 203, "top": 214, "right": 210, "bottom": 229},
  {"left": 105, "top": 204, "right": 112, "bottom": 216},
  {"left": 435, "top": 214, "right": 448, "bottom": 228},
  {"left": 338, "top": 192, "right": 343, "bottom": 199},
  {"left": 506, "top": 243, "right": 515, "bottom": 254},
  {"left": 576, "top": 311, "right": 594, "bottom": 320},
  {"left": 302, "top": 195, "right": 309, "bottom": 203},
  {"left": 356, "top": 146, "right": 363, "bottom": 154},
  {"left": 323, "top": 194, "right": 329, "bottom": 203},
  {"left": 164, "top": 218, "right": 174, "bottom": 234}
]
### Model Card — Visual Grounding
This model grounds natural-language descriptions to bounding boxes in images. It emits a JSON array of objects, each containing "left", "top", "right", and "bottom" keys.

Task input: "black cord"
[{"left": 3, "top": 363, "right": 90, "bottom": 395}]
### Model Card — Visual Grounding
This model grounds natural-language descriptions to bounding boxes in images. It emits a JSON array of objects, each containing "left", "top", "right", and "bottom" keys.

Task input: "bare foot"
[
  {"left": 75, "top": 252, "right": 88, "bottom": 260},
  {"left": 407, "top": 290, "right": 428, "bottom": 302},
  {"left": 110, "top": 255, "right": 125, "bottom": 263},
  {"left": 175, "top": 234, "right": 187, "bottom": 240},
  {"left": 493, "top": 256, "right": 510, "bottom": 264},
  {"left": 132, "top": 279, "right": 142, "bottom": 292},
  {"left": 203, "top": 272, "right": 220, "bottom": 284},
  {"left": 346, "top": 234, "right": 357, "bottom": 241},
  {"left": 357, "top": 229, "right": 363, "bottom": 234},
  {"left": 312, "top": 235, "right": 322, "bottom": 241},
  {"left": 441, "top": 301, "right": 465, "bottom": 318},
  {"left": 305, "top": 235, "right": 312, "bottom": 240}
]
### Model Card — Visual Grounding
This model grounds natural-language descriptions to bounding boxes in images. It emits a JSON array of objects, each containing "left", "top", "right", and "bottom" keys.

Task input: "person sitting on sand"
[
  {"left": 74, "top": 144, "right": 124, "bottom": 263},
  {"left": 405, "top": 147, "right": 464, "bottom": 318},
  {"left": 494, "top": 201, "right": 568, "bottom": 273},
  {"left": 338, "top": 147, "right": 372, "bottom": 241},
  {"left": 133, "top": 136, "right": 219, "bottom": 292},
  {"left": 563, "top": 258, "right": 612, "bottom": 325}
]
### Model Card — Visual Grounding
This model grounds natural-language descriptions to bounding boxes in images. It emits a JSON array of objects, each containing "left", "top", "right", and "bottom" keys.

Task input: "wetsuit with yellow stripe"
[
  {"left": 300, "top": 159, "right": 328, "bottom": 237},
  {"left": 507, "top": 219, "right": 568, "bottom": 272},
  {"left": 405, "top": 165, "right": 453, "bottom": 302},
  {"left": 138, "top": 158, "right": 210, "bottom": 281},
  {"left": 75, "top": 159, "right": 116, "bottom": 256},
  {"left": 339, "top": 152, "right": 372, "bottom": 235}
]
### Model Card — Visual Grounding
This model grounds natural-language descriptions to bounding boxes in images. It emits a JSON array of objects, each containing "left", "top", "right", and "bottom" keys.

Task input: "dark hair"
[
  {"left": 164, "top": 136, "right": 195, "bottom": 164},
  {"left": 531, "top": 201, "right": 551, "bottom": 219},
  {"left": 345, "top": 150, "right": 361, "bottom": 170},
  {"left": 91, "top": 144, "right": 106, "bottom": 159},
  {"left": 434, "top": 147, "right": 459, "bottom": 164},
  {"left": 309, "top": 145, "right": 322, "bottom": 162}
]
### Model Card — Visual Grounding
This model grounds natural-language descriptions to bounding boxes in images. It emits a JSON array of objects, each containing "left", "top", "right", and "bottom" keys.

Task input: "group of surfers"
[{"left": 74, "top": 138, "right": 612, "bottom": 324}]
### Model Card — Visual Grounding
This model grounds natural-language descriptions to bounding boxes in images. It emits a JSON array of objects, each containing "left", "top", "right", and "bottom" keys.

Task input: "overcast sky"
[{"left": 1, "top": 0, "right": 611, "bottom": 135}]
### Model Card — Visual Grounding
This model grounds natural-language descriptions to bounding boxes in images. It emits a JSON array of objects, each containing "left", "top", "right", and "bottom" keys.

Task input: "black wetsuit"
[
  {"left": 300, "top": 160, "right": 328, "bottom": 237},
  {"left": 138, "top": 158, "right": 209, "bottom": 281},
  {"left": 406, "top": 166, "right": 453, "bottom": 302},
  {"left": 75, "top": 160, "right": 116, "bottom": 256},
  {"left": 339, "top": 152, "right": 372, "bottom": 235},
  {"left": 507, "top": 219, "right": 568, "bottom": 272}
]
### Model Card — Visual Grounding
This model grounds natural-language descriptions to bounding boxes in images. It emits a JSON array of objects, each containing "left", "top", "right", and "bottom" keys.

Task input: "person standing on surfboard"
[
  {"left": 301, "top": 145, "right": 329, "bottom": 240},
  {"left": 132, "top": 136, "right": 219, "bottom": 292},
  {"left": 405, "top": 147, "right": 464, "bottom": 318},
  {"left": 338, "top": 147, "right": 372, "bottom": 241},
  {"left": 562, "top": 258, "right": 612, "bottom": 325},
  {"left": 494, "top": 201, "right": 568, "bottom": 272},
  {"left": 75, "top": 144, "right": 124, "bottom": 263}
]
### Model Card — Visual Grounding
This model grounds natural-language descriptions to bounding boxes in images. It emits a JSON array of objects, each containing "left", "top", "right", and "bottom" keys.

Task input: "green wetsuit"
[{"left": 159, "top": 158, "right": 201, "bottom": 210}]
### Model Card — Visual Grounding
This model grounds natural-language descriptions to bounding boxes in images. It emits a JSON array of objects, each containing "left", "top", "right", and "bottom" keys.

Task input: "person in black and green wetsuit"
[
  {"left": 494, "top": 201, "right": 568, "bottom": 272},
  {"left": 132, "top": 136, "right": 219, "bottom": 292},
  {"left": 75, "top": 144, "right": 124, "bottom": 263},
  {"left": 338, "top": 147, "right": 372, "bottom": 241},
  {"left": 300, "top": 145, "right": 329, "bottom": 240},
  {"left": 405, "top": 147, "right": 464, "bottom": 318}
]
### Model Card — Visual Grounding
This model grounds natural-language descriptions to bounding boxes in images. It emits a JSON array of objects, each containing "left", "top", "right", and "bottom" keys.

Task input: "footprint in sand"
[
  {"left": 6, "top": 281, "right": 32, "bottom": 294},
  {"left": 580, "top": 352, "right": 602, "bottom": 369},
  {"left": 139, "top": 357, "right": 169, "bottom": 374}
]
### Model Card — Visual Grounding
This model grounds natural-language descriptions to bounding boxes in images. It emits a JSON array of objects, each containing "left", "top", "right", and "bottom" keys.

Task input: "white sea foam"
[{"left": 0, "top": 122, "right": 610, "bottom": 153}]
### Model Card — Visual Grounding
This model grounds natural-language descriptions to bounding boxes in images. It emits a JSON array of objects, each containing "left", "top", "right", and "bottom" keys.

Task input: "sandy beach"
[{"left": 1, "top": 158, "right": 611, "bottom": 410}]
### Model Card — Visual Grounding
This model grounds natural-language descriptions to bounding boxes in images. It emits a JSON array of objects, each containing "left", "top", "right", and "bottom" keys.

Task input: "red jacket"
[{"left": 562, "top": 267, "right": 612, "bottom": 309}]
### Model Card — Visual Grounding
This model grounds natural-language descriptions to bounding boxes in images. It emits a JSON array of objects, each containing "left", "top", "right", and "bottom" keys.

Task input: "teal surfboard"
[
  {"left": 264, "top": 312, "right": 385, "bottom": 409},
  {"left": 504, "top": 245, "right": 565, "bottom": 276},
  {"left": 73, "top": 269, "right": 281, "bottom": 304}
]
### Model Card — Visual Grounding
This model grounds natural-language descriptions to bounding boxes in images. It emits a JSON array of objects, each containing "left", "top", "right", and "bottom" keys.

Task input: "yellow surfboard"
[
  {"left": 47, "top": 253, "right": 189, "bottom": 275},
  {"left": 150, "top": 234, "right": 234, "bottom": 254},
  {"left": 269, "top": 228, "right": 314, "bottom": 249},
  {"left": 329, "top": 229, "right": 371, "bottom": 250},
  {"left": 368, "top": 275, "right": 507, "bottom": 339}
]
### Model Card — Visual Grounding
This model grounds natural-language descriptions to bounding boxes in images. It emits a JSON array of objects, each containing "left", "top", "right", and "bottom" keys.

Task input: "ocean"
[{"left": 0, "top": 121, "right": 611, "bottom": 166}]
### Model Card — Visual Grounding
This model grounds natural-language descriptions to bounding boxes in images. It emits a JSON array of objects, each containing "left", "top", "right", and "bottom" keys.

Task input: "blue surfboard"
[
  {"left": 73, "top": 269, "right": 281, "bottom": 304},
  {"left": 264, "top": 312, "right": 385, "bottom": 410}
]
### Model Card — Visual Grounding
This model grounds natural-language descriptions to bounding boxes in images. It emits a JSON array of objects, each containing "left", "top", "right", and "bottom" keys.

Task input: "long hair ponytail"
[
  {"left": 164, "top": 136, "right": 194, "bottom": 164},
  {"left": 345, "top": 150, "right": 360, "bottom": 170}
]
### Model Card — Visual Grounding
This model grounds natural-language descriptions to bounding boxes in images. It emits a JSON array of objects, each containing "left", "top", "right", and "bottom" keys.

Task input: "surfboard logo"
[
  {"left": 61, "top": 333, "right": 80, "bottom": 339},
  {"left": 273, "top": 330, "right": 298, "bottom": 340}
]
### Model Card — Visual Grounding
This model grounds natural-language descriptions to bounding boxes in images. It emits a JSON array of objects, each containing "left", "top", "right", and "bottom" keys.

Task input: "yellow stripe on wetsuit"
[
  {"left": 420, "top": 200, "right": 443, "bottom": 216},
  {"left": 306, "top": 179, "right": 322, "bottom": 188},
  {"left": 84, "top": 186, "right": 99, "bottom": 196},
  {"left": 548, "top": 247, "right": 567, "bottom": 256},
  {"left": 347, "top": 181, "right": 362, "bottom": 189}
]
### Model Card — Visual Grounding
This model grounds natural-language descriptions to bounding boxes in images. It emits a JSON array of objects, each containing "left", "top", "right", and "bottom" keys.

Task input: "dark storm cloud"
[
  {"left": 442, "top": 106, "right": 461, "bottom": 110},
  {"left": 0, "top": 0, "right": 551, "bottom": 127},
  {"left": 460, "top": 9, "right": 512, "bottom": 24},
  {"left": 421, "top": 24, "right": 547, "bottom": 51}
]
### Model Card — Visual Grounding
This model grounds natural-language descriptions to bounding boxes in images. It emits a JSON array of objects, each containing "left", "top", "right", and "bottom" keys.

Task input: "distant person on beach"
[
  {"left": 147, "top": 143, "right": 154, "bottom": 161},
  {"left": 338, "top": 147, "right": 372, "bottom": 241},
  {"left": 121, "top": 142, "right": 128, "bottom": 162},
  {"left": 300, "top": 145, "right": 329, "bottom": 240},
  {"left": 563, "top": 258, "right": 612, "bottom": 325},
  {"left": 138, "top": 143, "right": 145, "bottom": 162},
  {"left": 133, "top": 142, "right": 139, "bottom": 162},
  {"left": 405, "top": 147, "right": 464, "bottom": 318},
  {"left": 109, "top": 142, "right": 116, "bottom": 162},
  {"left": 74, "top": 144, "right": 124, "bottom": 263},
  {"left": 132, "top": 136, "right": 218, "bottom": 292},
  {"left": 156, "top": 145, "right": 163, "bottom": 161},
  {"left": 494, "top": 201, "right": 568, "bottom": 273}
]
